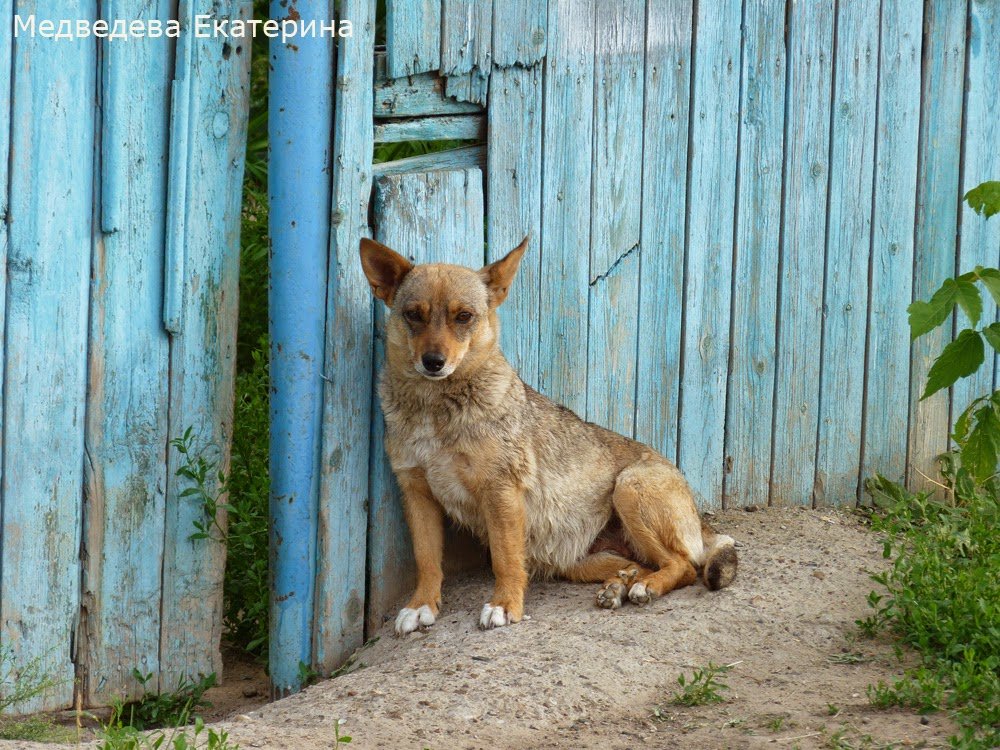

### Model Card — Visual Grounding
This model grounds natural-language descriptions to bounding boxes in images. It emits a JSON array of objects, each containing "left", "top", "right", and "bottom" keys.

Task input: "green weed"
[
  {"left": 671, "top": 662, "right": 735, "bottom": 706},
  {"left": 111, "top": 670, "right": 217, "bottom": 731},
  {"left": 859, "top": 180, "right": 1000, "bottom": 749},
  {"left": 97, "top": 715, "right": 239, "bottom": 750},
  {"left": 333, "top": 718, "right": 352, "bottom": 746}
]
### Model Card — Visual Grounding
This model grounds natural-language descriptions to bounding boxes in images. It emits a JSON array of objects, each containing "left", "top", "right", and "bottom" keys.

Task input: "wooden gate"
[
  {"left": 0, "top": 1, "right": 250, "bottom": 711},
  {"left": 300, "top": 0, "right": 1000, "bottom": 679}
]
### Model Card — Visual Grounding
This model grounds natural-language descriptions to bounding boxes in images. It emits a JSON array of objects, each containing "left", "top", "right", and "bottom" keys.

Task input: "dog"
[{"left": 360, "top": 235, "right": 738, "bottom": 635}]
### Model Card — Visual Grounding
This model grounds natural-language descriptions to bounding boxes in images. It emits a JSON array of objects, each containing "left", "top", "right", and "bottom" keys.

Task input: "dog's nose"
[{"left": 421, "top": 352, "right": 446, "bottom": 373}]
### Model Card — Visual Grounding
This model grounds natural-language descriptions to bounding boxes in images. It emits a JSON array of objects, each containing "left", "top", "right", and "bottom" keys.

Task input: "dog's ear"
[
  {"left": 360, "top": 238, "right": 414, "bottom": 306},
  {"left": 479, "top": 235, "right": 529, "bottom": 308}
]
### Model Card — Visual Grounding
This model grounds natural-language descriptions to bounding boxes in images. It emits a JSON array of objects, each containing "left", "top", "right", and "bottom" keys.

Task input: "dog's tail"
[{"left": 700, "top": 520, "right": 738, "bottom": 591}]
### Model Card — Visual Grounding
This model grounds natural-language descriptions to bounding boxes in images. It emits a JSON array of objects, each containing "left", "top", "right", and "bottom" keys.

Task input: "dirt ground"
[{"left": 4, "top": 507, "right": 955, "bottom": 749}]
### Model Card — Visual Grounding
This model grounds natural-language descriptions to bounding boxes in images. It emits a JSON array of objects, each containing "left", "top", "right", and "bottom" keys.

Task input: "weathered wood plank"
[
  {"left": 770, "top": 0, "right": 835, "bottom": 506},
  {"left": 861, "top": 0, "right": 922, "bottom": 490},
  {"left": 634, "top": 0, "right": 693, "bottom": 464},
  {"left": 537, "top": 0, "right": 595, "bottom": 416},
  {"left": 723, "top": 0, "right": 785, "bottom": 509},
  {"left": 374, "top": 114, "right": 484, "bottom": 143},
  {"left": 487, "top": 64, "right": 543, "bottom": 388},
  {"left": 159, "top": 0, "right": 251, "bottom": 692},
  {"left": 0, "top": 0, "right": 11, "bottom": 579},
  {"left": 80, "top": 0, "right": 173, "bottom": 706},
  {"left": 386, "top": 0, "right": 441, "bottom": 78},
  {"left": 374, "top": 53, "right": 482, "bottom": 117},
  {"left": 442, "top": 0, "right": 492, "bottom": 104},
  {"left": 907, "top": 0, "right": 967, "bottom": 490},
  {"left": 953, "top": 0, "right": 1000, "bottom": 410},
  {"left": 315, "top": 0, "right": 375, "bottom": 676},
  {"left": 373, "top": 144, "right": 486, "bottom": 177},
  {"left": 1, "top": 0, "right": 96, "bottom": 712},
  {"left": 586, "top": 0, "right": 643, "bottom": 437},
  {"left": 491, "top": 0, "right": 546, "bottom": 66},
  {"left": 814, "top": 0, "right": 880, "bottom": 506},
  {"left": 677, "top": 0, "right": 742, "bottom": 509},
  {"left": 366, "top": 168, "right": 485, "bottom": 634}
]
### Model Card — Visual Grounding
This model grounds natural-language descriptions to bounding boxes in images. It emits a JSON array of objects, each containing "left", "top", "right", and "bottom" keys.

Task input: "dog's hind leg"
[
  {"left": 612, "top": 459, "right": 701, "bottom": 604},
  {"left": 395, "top": 468, "right": 446, "bottom": 635},
  {"left": 562, "top": 552, "right": 652, "bottom": 610}
]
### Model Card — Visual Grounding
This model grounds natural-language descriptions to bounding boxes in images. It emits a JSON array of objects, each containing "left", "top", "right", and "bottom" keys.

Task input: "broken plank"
[{"left": 374, "top": 114, "right": 484, "bottom": 143}]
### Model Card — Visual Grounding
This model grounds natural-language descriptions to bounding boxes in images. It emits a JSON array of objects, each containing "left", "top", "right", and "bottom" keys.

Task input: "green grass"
[
  {"left": 0, "top": 714, "right": 75, "bottom": 743},
  {"left": 860, "top": 473, "right": 1000, "bottom": 748}
]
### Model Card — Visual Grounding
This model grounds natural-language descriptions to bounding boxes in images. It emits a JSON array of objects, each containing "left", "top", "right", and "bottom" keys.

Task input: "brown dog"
[{"left": 360, "top": 236, "right": 738, "bottom": 635}]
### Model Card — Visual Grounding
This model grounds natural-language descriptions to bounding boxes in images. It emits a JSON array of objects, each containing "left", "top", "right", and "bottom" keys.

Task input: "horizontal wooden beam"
[
  {"left": 373, "top": 51, "right": 482, "bottom": 118},
  {"left": 373, "top": 143, "right": 486, "bottom": 177},
  {"left": 374, "top": 114, "right": 484, "bottom": 143}
]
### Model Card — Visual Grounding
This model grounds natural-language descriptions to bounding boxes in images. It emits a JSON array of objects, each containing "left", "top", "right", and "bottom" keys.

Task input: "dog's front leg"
[
  {"left": 479, "top": 485, "right": 528, "bottom": 630},
  {"left": 395, "top": 468, "right": 445, "bottom": 636}
]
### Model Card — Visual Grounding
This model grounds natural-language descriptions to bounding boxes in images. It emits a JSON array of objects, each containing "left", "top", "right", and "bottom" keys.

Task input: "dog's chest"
[{"left": 387, "top": 416, "right": 485, "bottom": 532}]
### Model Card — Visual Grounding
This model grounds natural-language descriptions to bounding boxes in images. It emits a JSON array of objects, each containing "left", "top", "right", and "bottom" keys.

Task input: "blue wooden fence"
[
  {"left": 0, "top": 2, "right": 250, "bottom": 712},
  {"left": 275, "top": 0, "right": 1000, "bottom": 689}
]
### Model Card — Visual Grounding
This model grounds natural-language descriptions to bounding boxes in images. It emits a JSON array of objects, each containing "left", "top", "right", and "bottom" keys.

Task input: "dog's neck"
[{"left": 383, "top": 336, "right": 522, "bottom": 417}]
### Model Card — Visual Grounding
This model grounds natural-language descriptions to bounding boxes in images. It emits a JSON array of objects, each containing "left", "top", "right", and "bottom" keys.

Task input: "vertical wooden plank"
[
  {"left": 724, "top": 0, "right": 786, "bottom": 509},
  {"left": 315, "top": 0, "right": 375, "bottom": 675},
  {"left": 386, "top": 0, "right": 441, "bottom": 78},
  {"left": 953, "top": 0, "right": 1000, "bottom": 410},
  {"left": 442, "top": 0, "right": 492, "bottom": 105},
  {"left": 814, "top": 0, "right": 880, "bottom": 505},
  {"left": 677, "top": 0, "right": 742, "bottom": 509},
  {"left": 80, "top": 0, "right": 173, "bottom": 706},
  {"left": 770, "top": 0, "right": 835, "bottom": 506},
  {"left": 0, "top": 0, "right": 11, "bottom": 579},
  {"left": 486, "top": 64, "right": 543, "bottom": 388},
  {"left": 586, "top": 0, "right": 643, "bottom": 436},
  {"left": 537, "top": 0, "right": 595, "bottom": 416},
  {"left": 861, "top": 0, "right": 922, "bottom": 488},
  {"left": 907, "top": 0, "right": 967, "bottom": 489},
  {"left": 159, "top": 0, "right": 252, "bottom": 691},
  {"left": 491, "top": 0, "right": 546, "bottom": 66},
  {"left": 1, "top": 0, "right": 96, "bottom": 712},
  {"left": 366, "top": 168, "right": 485, "bottom": 633},
  {"left": 634, "top": 0, "right": 692, "bottom": 463}
]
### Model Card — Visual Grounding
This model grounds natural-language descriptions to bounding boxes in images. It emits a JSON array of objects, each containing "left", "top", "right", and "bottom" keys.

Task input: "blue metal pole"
[{"left": 268, "top": 0, "right": 333, "bottom": 696}]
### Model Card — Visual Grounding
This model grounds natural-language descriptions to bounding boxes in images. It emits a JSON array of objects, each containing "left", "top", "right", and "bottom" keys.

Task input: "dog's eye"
[
  {"left": 403, "top": 310, "right": 422, "bottom": 323},
  {"left": 455, "top": 311, "right": 474, "bottom": 324}
]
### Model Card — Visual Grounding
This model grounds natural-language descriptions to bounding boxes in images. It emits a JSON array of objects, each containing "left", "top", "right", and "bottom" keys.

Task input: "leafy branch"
[
  {"left": 171, "top": 426, "right": 233, "bottom": 544},
  {"left": 907, "top": 181, "right": 1000, "bottom": 485}
]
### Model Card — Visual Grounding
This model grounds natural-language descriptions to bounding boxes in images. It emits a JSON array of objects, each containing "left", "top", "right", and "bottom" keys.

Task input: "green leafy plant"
[
  {"left": 224, "top": 342, "right": 271, "bottom": 659},
  {"left": 98, "top": 714, "right": 239, "bottom": 750},
  {"left": 907, "top": 181, "right": 1000, "bottom": 485},
  {"left": 0, "top": 646, "right": 61, "bottom": 715},
  {"left": 671, "top": 662, "right": 735, "bottom": 706},
  {"left": 171, "top": 428, "right": 232, "bottom": 544},
  {"left": 111, "top": 670, "right": 217, "bottom": 731},
  {"left": 333, "top": 718, "right": 352, "bottom": 746}
]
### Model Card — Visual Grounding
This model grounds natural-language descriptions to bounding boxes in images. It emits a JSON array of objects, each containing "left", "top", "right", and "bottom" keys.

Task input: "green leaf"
[
  {"left": 921, "top": 329, "right": 985, "bottom": 400},
  {"left": 953, "top": 396, "right": 988, "bottom": 444},
  {"left": 982, "top": 322, "right": 1000, "bottom": 353},
  {"left": 960, "top": 405, "right": 1000, "bottom": 483},
  {"left": 975, "top": 268, "right": 1000, "bottom": 306},
  {"left": 965, "top": 180, "right": 1000, "bottom": 218},
  {"left": 908, "top": 280, "right": 960, "bottom": 340},
  {"left": 954, "top": 279, "right": 983, "bottom": 327}
]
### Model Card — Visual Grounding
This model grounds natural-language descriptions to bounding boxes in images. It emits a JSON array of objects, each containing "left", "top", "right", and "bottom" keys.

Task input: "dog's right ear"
[{"left": 360, "top": 238, "right": 414, "bottom": 306}]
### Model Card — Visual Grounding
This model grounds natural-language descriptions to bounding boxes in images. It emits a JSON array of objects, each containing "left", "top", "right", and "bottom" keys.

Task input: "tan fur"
[{"left": 359, "top": 236, "right": 739, "bottom": 632}]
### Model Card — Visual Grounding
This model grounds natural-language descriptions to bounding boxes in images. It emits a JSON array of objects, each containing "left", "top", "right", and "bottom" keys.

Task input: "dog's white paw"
[
  {"left": 628, "top": 581, "right": 652, "bottom": 605},
  {"left": 395, "top": 604, "right": 436, "bottom": 636},
  {"left": 479, "top": 602, "right": 515, "bottom": 630}
]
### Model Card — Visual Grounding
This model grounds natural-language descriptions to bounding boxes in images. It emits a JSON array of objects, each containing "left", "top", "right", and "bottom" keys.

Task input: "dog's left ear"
[{"left": 479, "top": 235, "right": 529, "bottom": 308}]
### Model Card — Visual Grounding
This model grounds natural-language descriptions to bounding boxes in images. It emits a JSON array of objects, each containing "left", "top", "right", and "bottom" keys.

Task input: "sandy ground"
[{"left": 3, "top": 507, "right": 955, "bottom": 749}]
